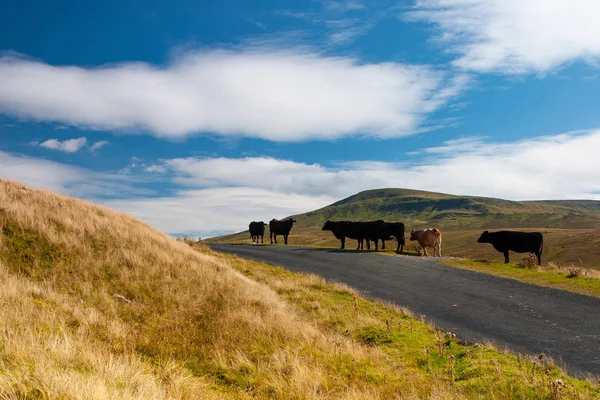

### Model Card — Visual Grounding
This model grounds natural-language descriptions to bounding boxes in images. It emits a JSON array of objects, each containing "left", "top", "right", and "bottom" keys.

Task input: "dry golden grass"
[
  {"left": 1, "top": 178, "right": 599, "bottom": 399},
  {"left": 0, "top": 179, "right": 459, "bottom": 399}
]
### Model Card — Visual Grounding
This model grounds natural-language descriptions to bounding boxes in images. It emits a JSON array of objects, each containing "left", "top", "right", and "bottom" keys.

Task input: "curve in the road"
[{"left": 209, "top": 244, "right": 600, "bottom": 376}]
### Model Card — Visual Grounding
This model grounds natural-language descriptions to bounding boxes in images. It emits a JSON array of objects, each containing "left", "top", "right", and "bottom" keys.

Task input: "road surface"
[{"left": 209, "top": 244, "right": 600, "bottom": 376}]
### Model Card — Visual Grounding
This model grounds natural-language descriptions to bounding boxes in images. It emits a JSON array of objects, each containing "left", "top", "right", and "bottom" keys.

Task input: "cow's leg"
[
  {"left": 422, "top": 246, "right": 429, "bottom": 256},
  {"left": 381, "top": 240, "right": 386, "bottom": 250},
  {"left": 284, "top": 234, "right": 288, "bottom": 245},
  {"left": 536, "top": 251, "right": 542, "bottom": 266},
  {"left": 503, "top": 250, "right": 510, "bottom": 263},
  {"left": 273, "top": 234, "right": 278, "bottom": 244},
  {"left": 260, "top": 235, "right": 263, "bottom": 244},
  {"left": 340, "top": 237, "right": 345, "bottom": 250},
  {"left": 374, "top": 240, "right": 379, "bottom": 251}
]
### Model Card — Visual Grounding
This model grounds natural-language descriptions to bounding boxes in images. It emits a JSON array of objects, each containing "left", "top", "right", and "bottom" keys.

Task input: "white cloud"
[
  {"left": 0, "top": 50, "right": 465, "bottom": 141},
  {"left": 39, "top": 137, "right": 87, "bottom": 152},
  {"left": 153, "top": 129, "right": 600, "bottom": 206},
  {"left": 408, "top": 0, "right": 600, "bottom": 74},
  {"left": 145, "top": 165, "right": 166, "bottom": 173},
  {"left": 90, "top": 140, "right": 109, "bottom": 151}
]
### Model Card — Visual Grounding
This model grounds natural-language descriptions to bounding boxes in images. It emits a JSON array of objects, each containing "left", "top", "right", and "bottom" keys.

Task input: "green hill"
[
  {"left": 209, "top": 188, "right": 600, "bottom": 268},
  {"left": 294, "top": 188, "right": 600, "bottom": 230}
]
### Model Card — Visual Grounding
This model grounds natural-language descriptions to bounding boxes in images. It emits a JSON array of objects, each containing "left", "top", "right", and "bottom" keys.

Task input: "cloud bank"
[
  {"left": 4, "top": 129, "right": 600, "bottom": 236},
  {"left": 408, "top": 0, "right": 600, "bottom": 74},
  {"left": 0, "top": 50, "right": 465, "bottom": 141}
]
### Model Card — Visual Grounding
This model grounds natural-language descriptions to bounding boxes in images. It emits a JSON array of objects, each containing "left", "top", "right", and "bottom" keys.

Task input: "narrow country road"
[{"left": 209, "top": 244, "right": 600, "bottom": 376}]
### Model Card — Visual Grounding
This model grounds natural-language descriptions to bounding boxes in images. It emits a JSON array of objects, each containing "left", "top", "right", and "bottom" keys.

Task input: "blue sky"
[{"left": 3, "top": 0, "right": 600, "bottom": 237}]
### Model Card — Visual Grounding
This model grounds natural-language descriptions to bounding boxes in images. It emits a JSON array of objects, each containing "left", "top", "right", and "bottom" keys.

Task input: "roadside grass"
[
  {"left": 442, "top": 259, "right": 600, "bottom": 298},
  {"left": 196, "top": 243, "right": 600, "bottom": 399},
  {"left": 2, "top": 178, "right": 467, "bottom": 399}
]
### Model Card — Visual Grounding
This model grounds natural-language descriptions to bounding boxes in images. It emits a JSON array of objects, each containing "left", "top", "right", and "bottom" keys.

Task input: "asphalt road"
[{"left": 209, "top": 244, "right": 600, "bottom": 376}]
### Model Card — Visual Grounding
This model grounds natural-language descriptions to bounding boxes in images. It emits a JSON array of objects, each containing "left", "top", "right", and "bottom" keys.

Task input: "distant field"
[{"left": 207, "top": 188, "right": 600, "bottom": 269}]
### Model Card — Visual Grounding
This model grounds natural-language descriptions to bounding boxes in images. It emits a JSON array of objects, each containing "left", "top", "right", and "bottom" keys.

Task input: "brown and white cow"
[{"left": 409, "top": 228, "right": 442, "bottom": 257}]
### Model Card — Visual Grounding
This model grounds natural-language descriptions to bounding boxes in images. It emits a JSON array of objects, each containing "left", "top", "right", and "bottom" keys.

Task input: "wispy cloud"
[
  {"left": 0, "top": 150, "right": 151, "bottom": 198},
  {"left": 0, "top": 49, "right": 466, "bottom": 142},
  {"left": 33, "top": 137, "right": 109, "bottom": 152},
  {"left": 39, "top": 137, "right": 87, "bottom": 152},
  {"left": 407, "top": 0, "right": 600, "bottom": 74},
  {"left": 90, "top": 140, "right": 109, "bottom": 151}
]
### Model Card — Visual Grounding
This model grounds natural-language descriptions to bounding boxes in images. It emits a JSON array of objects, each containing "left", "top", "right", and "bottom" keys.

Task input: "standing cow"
[
  {"left": 477, "top": 231, "right": 543, "bottom": 265},
  {"left": 410, "top": 228, "right": 442, "bottom": 257},
  {"left": 248, "top": 221, "right": 267, "bottom": 244},
  {"left": 322, "top": 220, "right": 366, "bottom": 250},
  {"left": 269, "top": 218, "right": 297, "bottom": 245}
]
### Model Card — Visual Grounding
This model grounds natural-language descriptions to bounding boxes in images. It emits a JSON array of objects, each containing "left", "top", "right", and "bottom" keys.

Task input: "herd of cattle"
[{"left": 249, "top": 219, "right": 544, "bottom": 265}]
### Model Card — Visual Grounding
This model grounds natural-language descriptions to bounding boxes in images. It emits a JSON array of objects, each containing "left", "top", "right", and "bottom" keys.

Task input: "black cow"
[
  {"left": 477, "top": 230, "right": 543, "bottom": 265},
  {"left": 322, "top": 220, "right": 405, "bottom": 252},
  {"left": 248, "top": 221, "right": 267, "bottom": 244},
  {"left": 322, "top": 220, "right": 366, "bottom": 250},
  {"left": 362, "top": 221, "right": 405, "bottom": 252},
  {"left": 269, "top": 218, "right": 297, "bottom": 245},
  {"left": 380, "top": 222, "right": 406, "bottom": 252}
]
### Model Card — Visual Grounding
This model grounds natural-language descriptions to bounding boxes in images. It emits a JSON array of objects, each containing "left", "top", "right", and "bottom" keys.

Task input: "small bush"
[
  {"left": 517, "top": 254, "right": 538, "bottom": 269},
  {"left": 567, "top": 266, "right": 583, "bottom": 278}
]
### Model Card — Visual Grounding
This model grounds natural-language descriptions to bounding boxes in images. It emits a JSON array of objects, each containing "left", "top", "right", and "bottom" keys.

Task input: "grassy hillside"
[
  {"left": 209, "top": 188, "right": 600, "bottom": 268},
  {"left": 2, "top": 179, "right": 599, "bottom": 398}
]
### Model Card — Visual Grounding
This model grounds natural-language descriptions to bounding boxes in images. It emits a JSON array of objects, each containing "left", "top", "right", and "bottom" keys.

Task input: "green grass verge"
[{"left": 442, "top": 260, "right": 600, "bottom": 298}]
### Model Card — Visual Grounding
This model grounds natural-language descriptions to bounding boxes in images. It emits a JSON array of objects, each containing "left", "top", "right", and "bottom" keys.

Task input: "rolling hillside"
[{"left": 209, "top": 188, "right": 600, "bottom": 268}]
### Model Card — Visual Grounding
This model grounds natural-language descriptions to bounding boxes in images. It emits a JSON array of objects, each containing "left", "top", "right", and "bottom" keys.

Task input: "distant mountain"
[{"left": 292, "top": 188, "right": 600, "bottom": 231}]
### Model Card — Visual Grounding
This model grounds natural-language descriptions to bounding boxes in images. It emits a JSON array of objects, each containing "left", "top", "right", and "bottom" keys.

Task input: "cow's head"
[
  {"left": 260, "top": 221, "right": 266, "bottom": 226},
  {"left": 322, "top": 220, "right": 333, "bottom": 231},
  {"left": 477, "top": 231, "right": 490, "bottom": 243},
  {"left": 409, "top": 230, "right": 418, "bottom": 241}
]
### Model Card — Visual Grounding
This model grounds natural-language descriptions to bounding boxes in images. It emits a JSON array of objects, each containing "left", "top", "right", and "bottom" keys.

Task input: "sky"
[{"left": 3, "top": 0, "right": 600, "bottom": 238}]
